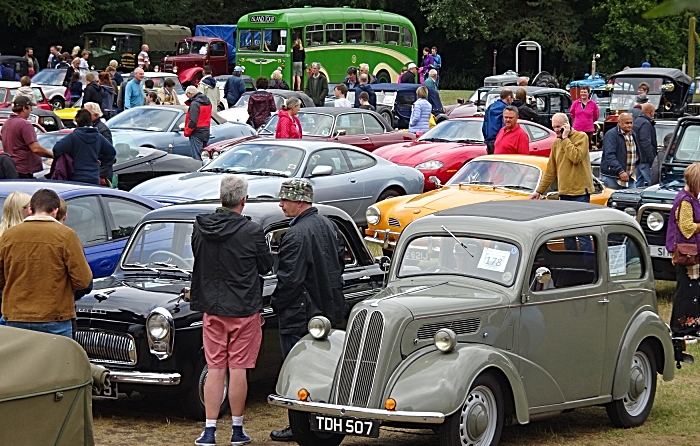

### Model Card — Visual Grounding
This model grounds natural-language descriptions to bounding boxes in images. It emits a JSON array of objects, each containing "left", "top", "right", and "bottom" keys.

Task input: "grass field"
[{"left": 438, "top": 90, "right": 474, "bottom": 106}]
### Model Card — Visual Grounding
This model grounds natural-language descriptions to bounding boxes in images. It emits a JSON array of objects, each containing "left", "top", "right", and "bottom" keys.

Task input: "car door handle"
[
  {"left": 598, "top": 297, "right": 610, "bottom": 304},
  {"left": 100, "top": 260, "right": 115, "bottom": 270},
  {"left": 361, "top": 137, "right": 370, "bottom": 141},
  {"left": 350, "top": 178, "right": 357, "bottom": 183}
]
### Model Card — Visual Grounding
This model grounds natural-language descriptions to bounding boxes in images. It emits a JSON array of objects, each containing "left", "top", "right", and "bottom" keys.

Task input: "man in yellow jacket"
[{"left": 0, "top": 189, "right": 92, "bottom": 338}]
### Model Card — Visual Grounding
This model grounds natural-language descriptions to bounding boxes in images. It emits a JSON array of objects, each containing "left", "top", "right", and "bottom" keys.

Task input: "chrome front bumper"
[
  {"left": 364, "top": 228, "right": 401, "bottom": 249},
  {"left": 105, "top": 370, "right": 181, "bottom": 385},
  {"left": 268, "top": 395, "right": 445, "bottom": 424}
]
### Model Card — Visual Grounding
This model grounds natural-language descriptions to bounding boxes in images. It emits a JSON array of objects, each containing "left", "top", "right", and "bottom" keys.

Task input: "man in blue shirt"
[
  {"left": 481, "top": 89, "right": 513, "bottom": 154},
  {"left": 432, "top": 47, "right": 442, "bottom": 86},
  {"left": 353, "top": 74, "right": 376, "bottom": 109},
  {"left": 124, "top": 68, "right": 145, "bottom": 110},
  {"left": 224, "top": 67, "right": 246, "bottom": 108}
]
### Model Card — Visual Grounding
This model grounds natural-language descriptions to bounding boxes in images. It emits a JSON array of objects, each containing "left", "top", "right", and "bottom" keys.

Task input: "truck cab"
[{"left": 162, "top": 37, "right": 230, "bottom": 87}]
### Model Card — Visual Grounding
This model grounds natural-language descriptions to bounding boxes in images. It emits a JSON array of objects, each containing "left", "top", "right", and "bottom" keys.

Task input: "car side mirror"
[
  {"left": 457, "top": 98, "right": 464, "bottom": 105},
  {"left": 178, "top": 122, "right": 185, "bottom": 132},
  {"left": 334, "top": 129, "right": 346, "bottom": 137},
  {"left": 534, "top": 267, "right": 551, "bottom": 284},
  {"left": 375, "top": 256, "right": 391, "bottom": 272},
  {"left": 429, "top": 175, "right": 442, "bottom": 188},
  {"left": 178, "top": 287, "right": 191, "bottom": 303},
  {"left": 415, "top": 131, "right": 424, "bottom": 138},
  {"left": 311, "top": 165, "right": 333, "bottom": 177}
]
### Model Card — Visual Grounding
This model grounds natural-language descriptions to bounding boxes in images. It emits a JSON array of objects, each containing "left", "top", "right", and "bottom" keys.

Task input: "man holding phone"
[{"left": 530, "top": 113, "right": 594, "bottom": 202}]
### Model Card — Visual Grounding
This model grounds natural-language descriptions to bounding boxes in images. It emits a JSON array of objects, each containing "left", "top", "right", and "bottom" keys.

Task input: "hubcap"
[
  {"left": 460, "top": 385, "right": 497, "bottom": 446},
  {"left": 623, "top": 351, "right": 652, "bottom": 417},
  {"left": 198, "top": 364, "right": 229, "bottom": 408}
]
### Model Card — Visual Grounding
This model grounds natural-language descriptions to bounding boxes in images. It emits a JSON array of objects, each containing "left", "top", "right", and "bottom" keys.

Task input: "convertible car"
[
  {"left": 218, "top": 89, "right": 315, "bottom": 124},
  {"left": 365, "top": 154, "right": 613, "bottom": 252},
  {"left": 106, "top": 105, "right": 256, "bottom": 158},
  {"left": 202, "top": 108, "right": 415, "bottom": 159},
  {"left": 131, "top": 139, "right": 424, "bottom": 226},
  {"left": 374, "top": 117, "right": 556, "bottom": 190}
]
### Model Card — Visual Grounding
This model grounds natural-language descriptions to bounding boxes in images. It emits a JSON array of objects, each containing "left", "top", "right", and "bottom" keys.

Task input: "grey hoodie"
[{"left": 15, "top": 86, "right": 36, "bottom": 106}]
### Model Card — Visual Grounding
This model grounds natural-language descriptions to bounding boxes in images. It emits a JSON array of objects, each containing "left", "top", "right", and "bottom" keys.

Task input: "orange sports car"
[{"left": 365, "top": 154, "right": 614, "bottom": 252}]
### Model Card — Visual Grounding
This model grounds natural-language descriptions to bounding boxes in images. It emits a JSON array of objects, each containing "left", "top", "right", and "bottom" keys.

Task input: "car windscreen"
[
  {"left": 259, "top": 112, "right": 335, "bottom": 137},
  {"left": 123, "top": 221, "right": 194, "bottom": 271},
  {"left": 37, "top": 132, "right": 69, "bottom": 150},
  {"left": 670, "top": 125, "right": 700, "bottom": 162},
  {"left": 201, "top": 143, "right": 304, "bottom": 177},
  {"left": 147, "top": 76, "right": 185, "bottom": 95},
  {"left": 418, "top": 119, "right": 484, "bottom": 143},
  {"left": 107, "top": 108, "right": 179, "bottom": 132},
  {"left": 398, "top": 234, "right": 520, "bottom": 286},
  {"left": 31, "top": 70, "right": 65, "bottom": 86},
  {"left": 609, "top": 77, "right": 663, "bottom": 111},
  {"left": 112, "top": 134, "right": 145, "bottom": 163},
  {"left": 447, "top": 160, "right": 541, "bottom": 193}
]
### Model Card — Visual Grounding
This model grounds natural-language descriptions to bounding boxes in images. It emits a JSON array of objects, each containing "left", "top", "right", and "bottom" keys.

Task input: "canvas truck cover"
[
  {"left": 0, "top": 326, "right": 97, "bottom": 445},
  {"left": 101, "top": 24, "right": 191, "bottom": 52},
  {"left": 195, "top": 25, "right": 237, "bottom": 64}
]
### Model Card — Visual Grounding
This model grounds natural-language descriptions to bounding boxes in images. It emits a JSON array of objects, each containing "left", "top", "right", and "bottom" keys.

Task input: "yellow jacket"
[{"left": 536, "top": 129, "right": 594, "bottom": 196}]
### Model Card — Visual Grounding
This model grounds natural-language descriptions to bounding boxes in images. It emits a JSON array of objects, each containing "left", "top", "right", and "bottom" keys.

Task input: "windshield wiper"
[
  {"left": 420, "top": 137, "right": 450, "bottom": 142},
  {"left": 460, "top": 181, "right": 493, "bottom": 185},
  {"left": 237, "top": 169, "right": 289, "bottom": 177},
  {"left": 441, "top": 225, "right": 474, "bottom": 257},
  {"left": 493, "top": 184, "right": 532, "bottom": 191},
  {"left": 150, "top": 261, "right": 192, "bottom": 279},
  {"left": 368, "top": 281, "right": 449, "bottom": 307},
  {"left": 122, "top": 262, "right": 161, "bottom": 276},
  {"left": 454, "top": 139, "right": 484, "bottom": 144},
  {"left": 201, "top": 167, "right": 225, "bottom": 172}
]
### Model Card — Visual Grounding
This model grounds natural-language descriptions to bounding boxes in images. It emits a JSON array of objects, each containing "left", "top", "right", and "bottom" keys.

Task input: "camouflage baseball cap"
[{"left": 279, "top": 179, "right": 313, "bottom": 203}]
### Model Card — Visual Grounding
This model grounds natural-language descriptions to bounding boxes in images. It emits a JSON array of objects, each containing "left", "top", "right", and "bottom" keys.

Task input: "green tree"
[{"left": 0, "top": 0, "right": 93, "bottom": 29}]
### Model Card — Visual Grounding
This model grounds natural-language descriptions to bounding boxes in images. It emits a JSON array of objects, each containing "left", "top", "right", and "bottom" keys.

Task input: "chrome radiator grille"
[
  {"left": 75, "top": 330, "right": 137, "bottom": 365},
  {"left": 334, "top": 309, "right": 385, "bottom": 408},
  {"left": 417, "top": 318, "right": 481, "bottom": 339}
]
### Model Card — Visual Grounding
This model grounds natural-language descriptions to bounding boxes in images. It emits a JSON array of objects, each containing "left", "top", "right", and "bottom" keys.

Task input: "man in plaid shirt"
[{"left": 601, "top": 113, "right": 640, "bottom": 190}]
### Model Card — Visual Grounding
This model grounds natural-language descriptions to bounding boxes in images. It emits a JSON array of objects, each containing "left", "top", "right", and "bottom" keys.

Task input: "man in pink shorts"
[{"left": 190, "top": 175, "right": 273, "bottom": 446}]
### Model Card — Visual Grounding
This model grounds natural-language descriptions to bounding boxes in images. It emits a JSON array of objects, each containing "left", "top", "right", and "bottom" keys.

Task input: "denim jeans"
[
  {"left": 7, "top": 319, "right": 73, "bottom": 338},
  {"left": 559, "top": 194, "right": 593, "bottom": 252},
  {"left": 635, "top": 163, "right": 652, "bottom": 188},
  {"left": 189, "top": 136, "right": 205, "bottom": 160},
  {"left": 279, "top": 319, "right": 303, "bottom": 360},
  {"left": 602, "top": 175, "right": 626, "bottom": 190}
]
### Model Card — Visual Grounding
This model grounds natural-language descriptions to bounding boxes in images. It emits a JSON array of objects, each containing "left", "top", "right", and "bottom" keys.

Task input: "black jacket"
[
  {"left": 83, "top": 81, "right": 102, "bottom": 106},
  {"left": 353, "top": 83, "right": 377, "bottom": 109},
  {"left": 0, "top": 153, "right": 18, "bottom": 179},
  {"left": 271, "top": 207, "right": 346, "bottom": 335},
  {"left": 601, "top": 126, "right": 640, "bottom": 179},
  {"left": 633, "top": 114, "right": 657, "bottom": 164},
  {"left": 191, "top": 209, "right": 273, "bottom": 318},
  {"left": 512, "top": 99, "right": 538, "bottom": 122}
]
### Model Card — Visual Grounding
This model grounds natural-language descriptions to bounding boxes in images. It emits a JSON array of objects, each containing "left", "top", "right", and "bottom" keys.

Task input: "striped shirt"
[{"left": 137, "top": 51, "right": 149, "bottom": 68}]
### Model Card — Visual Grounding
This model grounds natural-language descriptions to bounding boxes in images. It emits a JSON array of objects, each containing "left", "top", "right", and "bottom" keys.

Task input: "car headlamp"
[
  {"left": 200, "top": 149, "right": 209, "bottom": 160},
  {"left": 434, "top": 328, "right": 457, "bottom": 353},
  {"left": 147, "top": 312, "right": 169, "bottom": 340},
  {"left": 212, "top": 151, "right": 220, "bottom": 159},
  {"left": 366, "top": 205, "right": 381, "bottom": 226},
  {"left": 308, "top": 316, "right": 331, "bottom": 340},
  {"left": 415, "top": 160, "right": 444, "bottom": 170},
  {"left": 172, "top": 66, "right": 178, "bottom": 73},
  {"left": 647, "top": 211, "right": 664, "bottom": 231}
]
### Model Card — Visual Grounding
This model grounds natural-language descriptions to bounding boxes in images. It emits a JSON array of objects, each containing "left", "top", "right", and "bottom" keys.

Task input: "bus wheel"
[{"left": 377, "top": 70, "right": 391, "bottom": 83}]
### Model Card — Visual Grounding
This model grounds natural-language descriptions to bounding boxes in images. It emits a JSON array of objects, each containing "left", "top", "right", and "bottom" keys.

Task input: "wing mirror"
[
  {"left": 429, "top": 175, "right": 443, "bottom": 188},
  {"left": 178, "top": 122, "right": 185, "bottom": 132},
  {"left": 177, "top": 287, "right": 191, "bottom": 303},
  {"left": 311, "top": 165, "right": 333, "bottom": 177},
  {"left": 375, "top": 256, "right": 391, "bottom": 272},
  {"left": 334, "top": 129, "right": 347, "bottom": 137},
  {"left": 534, "top": 267, "right": 551, "bottom": 284},
  {"left": 661, "top": 83, "right": 675, "bottom": 92},
  {"left": 457, "top": 98, "right": 464, "bottom": 105},
  {"left": 415, "top": 131, "right": 424, "bottom": 138}
]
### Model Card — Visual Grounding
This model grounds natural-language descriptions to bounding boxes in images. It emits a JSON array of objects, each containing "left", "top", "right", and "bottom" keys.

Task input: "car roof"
[
  {"left": 486, "top": 86, "right": 569, "bottom": 95},
  {"left": 0, "top": 81, "right": 22, "bottom": 88},
  {"left": 233, "top": 138, "right": 362, "bottom": 151},
  {"left": 0, "top": 180, "right": 160, "bottom": 205},
  {"left": 299, "top": 107, "right": 382, "bottom": 116},
  {"left": 611, "top": 67, "right": 692, "bottom": 85}
]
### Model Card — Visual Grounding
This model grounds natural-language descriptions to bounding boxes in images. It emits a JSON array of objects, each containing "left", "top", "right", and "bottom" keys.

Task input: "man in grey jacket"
[{"left": 632, "top": 103, "right": 657, "bottom": 187}]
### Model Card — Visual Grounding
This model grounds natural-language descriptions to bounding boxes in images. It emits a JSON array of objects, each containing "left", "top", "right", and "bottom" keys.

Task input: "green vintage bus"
[{"left": 235, "top": 7, "right": 417, "bottom": 86}]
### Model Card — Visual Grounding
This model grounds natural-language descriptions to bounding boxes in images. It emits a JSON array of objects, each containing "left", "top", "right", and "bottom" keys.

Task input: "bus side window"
[
  {"left": 383, "top": 24, "right": 399, "bottom": 46},
  {"left": 326, "top": 23, "right": 343, "bottom": 44},
  {"left": 306, "top": 24, "right": 324, "bottom": 46},
  {"left": 365, "top": 23, "right": 381, "bottom": 44},
  {"left": 401, "top": 27, "right": 414, "bottom": 48},
  {"left": 346, "top": 23, "right": 363, "bottom": 44}
]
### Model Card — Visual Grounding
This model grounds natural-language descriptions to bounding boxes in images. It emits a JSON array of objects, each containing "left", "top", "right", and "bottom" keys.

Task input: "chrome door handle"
[
  {"left": 598, "top": 298, "right": 610, "bottom": 304},
  {"left": 362, "top": 137, "right": 370, "bottom": 141},
  {"left": 350, "top": 178, "right": 357, "bottom": 183}
]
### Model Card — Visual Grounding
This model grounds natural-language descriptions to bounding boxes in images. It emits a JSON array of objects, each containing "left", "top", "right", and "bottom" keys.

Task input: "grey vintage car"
[{"left": 268, "top": 200, "right": 693, "bottom": 446}]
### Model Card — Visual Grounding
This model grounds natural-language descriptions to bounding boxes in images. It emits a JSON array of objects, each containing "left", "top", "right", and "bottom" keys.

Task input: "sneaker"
[
  {"left": 231, "top": 426, "right": 251, "bottom": 445},
  {"left": 270, "top": 425, "right": 295, "bottom": 441},
  {"left": 195, "top": 426, "right": 216, "bottom": 446}
]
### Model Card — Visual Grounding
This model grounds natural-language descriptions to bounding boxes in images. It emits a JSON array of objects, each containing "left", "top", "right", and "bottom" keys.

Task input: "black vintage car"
[
  {"left": 607, "top": 116, "right": 700, "bottom": 279},
  {"left": 73, "top": 200, "right": 384, "bottom": 419},
  {"left": 0, "top": 108, "right": 65, "bottom": 132},
  {"left": 0, "top": 56, "right": 29, "bottom": 81},
  {"left": 482, "top": 86, "right": 572, "bottom": 130}
]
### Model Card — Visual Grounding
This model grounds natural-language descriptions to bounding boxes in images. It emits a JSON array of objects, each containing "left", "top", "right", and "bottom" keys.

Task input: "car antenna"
[{"left": 441, "top": 225, "right": 473, "bottom": 257}]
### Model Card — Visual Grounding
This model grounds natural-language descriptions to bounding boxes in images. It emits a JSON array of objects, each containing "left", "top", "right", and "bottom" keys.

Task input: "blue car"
[
  {"left": 0, "top": 181, "right": 161, "bottom": 278},
  {"left": 106, "top": 105, "right": 256, "bottom": 158}
]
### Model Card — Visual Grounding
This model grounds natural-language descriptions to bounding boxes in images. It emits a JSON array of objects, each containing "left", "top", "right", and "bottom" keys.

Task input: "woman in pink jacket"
[
  {"left": 275, "top": 97, "right": 302, "bottom": 139},
  {"left": 569, "top": 85, "right": 599, "bottom": 149}
]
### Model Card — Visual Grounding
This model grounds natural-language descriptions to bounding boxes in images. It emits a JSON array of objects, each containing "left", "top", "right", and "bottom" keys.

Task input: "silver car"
[{"left": 130, "top": 140, "right": 424, "bottom": 225}]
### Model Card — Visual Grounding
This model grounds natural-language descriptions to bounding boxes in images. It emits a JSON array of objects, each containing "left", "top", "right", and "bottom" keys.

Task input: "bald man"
[
  {"left": 633, "top": 102, "right": 657, "bottom": 186},
  {"left": 517, "top": 77, "right": 528, "bottom": 86},
  {"left": 601, "top": 113, "right": 640, "bottom": 189}
]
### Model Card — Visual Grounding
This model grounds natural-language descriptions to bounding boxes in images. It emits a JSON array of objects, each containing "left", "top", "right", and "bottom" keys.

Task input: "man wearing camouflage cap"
[{"left": 270, "top": 179, "right": 346, "bottom": 442}]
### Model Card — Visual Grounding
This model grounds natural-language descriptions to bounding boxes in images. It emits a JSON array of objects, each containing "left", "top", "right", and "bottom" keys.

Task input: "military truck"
[{"left": 83, "top": 24, "right": 191, "bottom": 72}]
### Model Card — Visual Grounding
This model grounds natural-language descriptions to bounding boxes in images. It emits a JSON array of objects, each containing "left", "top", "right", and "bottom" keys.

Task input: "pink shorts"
[{"left": 202, "top": 313, "right": 262, "bottom": 369}]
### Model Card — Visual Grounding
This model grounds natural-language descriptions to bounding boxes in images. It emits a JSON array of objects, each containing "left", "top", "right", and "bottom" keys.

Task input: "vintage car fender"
[
  {"left": 275, "top": 330, "right": 345, "bottom": 403},
  {"left": 384, "top": 344, "right": 529, "bottom": 424},
  {"left": 611, "top": 309, "right": 675, "bottom": 400},
  {"left": 178, "top": 67, "right": 204, "bottom": 85}
]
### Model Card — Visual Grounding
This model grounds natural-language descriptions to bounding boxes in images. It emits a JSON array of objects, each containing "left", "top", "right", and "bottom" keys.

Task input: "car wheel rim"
[
  {"left": 623, "top": 351, "right": 652, "bottom": 417},
  {"left": 198, "top": 364, "right": 229, "bottom": 408},
  {"left": 459, "top": 385, "right": 497, "bottom": 446}
]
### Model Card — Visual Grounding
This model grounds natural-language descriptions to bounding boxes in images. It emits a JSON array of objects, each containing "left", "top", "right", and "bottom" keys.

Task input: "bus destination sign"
[{"left": 250, "top": 15, "right": 276, "bottom": 23}]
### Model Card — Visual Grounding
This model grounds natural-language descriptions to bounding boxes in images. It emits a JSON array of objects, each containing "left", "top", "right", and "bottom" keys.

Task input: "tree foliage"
[{"left": 0, "top": 0, "right": 93, "bottom": 29}]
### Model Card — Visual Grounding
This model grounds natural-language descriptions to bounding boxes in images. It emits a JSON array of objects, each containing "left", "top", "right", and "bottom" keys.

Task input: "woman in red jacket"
[{"left": 276, "top": 97, "right": 302, "bottom": 139}]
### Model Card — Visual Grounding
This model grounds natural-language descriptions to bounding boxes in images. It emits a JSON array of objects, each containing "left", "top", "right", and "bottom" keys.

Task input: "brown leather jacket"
[{"left": 0, "top": 217, "right": 92, "bottom": 322}]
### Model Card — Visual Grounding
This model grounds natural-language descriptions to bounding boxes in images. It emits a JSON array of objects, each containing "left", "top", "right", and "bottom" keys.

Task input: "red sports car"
[
  {"left": 373, "top": 116, "right": 556, "bottom": 191},
  {"left": 0, "top": 82, "right": 53, "bottom": 111},
  {"left": 203, "top": 107, "right": 415, "bottom": 159}
]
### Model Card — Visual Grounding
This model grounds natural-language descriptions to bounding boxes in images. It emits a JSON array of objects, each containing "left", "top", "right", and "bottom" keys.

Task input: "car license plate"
[
  {"left": 310, "top": 414, "right": 379, "bottom": 438},
  {"left": 649, "top": 245, "right": 671, "bottom": 259},
  {"left": 96, "top": 380, "right": 118, "bottom": 399},
  {"left": 405, "top": 248, "right": 429, "bottom": 261}
]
